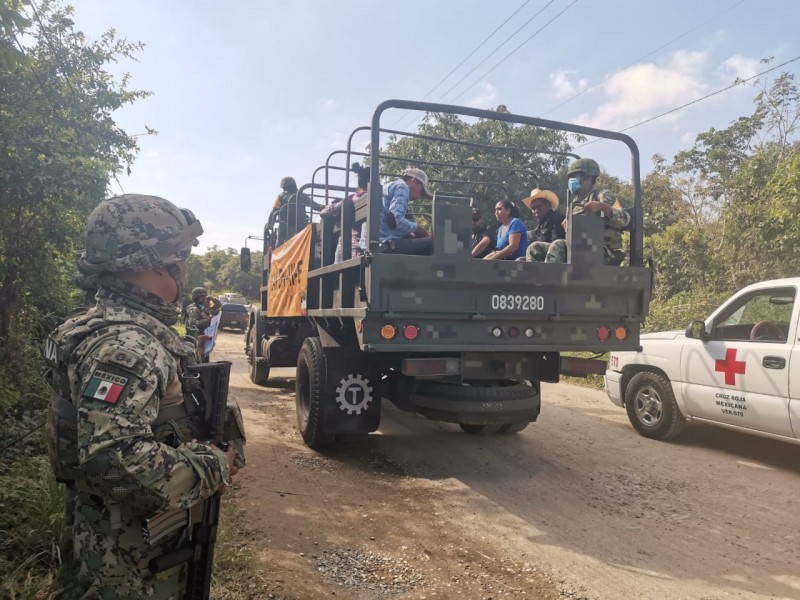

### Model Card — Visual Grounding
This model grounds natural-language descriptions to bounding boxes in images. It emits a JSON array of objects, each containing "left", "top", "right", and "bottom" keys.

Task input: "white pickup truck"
[{"left": 605, "top": 278, "right": 800, "bottom": 444}]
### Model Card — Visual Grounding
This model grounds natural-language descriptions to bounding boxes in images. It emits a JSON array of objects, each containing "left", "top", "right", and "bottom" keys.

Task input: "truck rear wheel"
[
  {"left": 625, "top": 371, "right": 686, "bottom": 440},
  {"left": 247, "top": 326, "right": 269, "bottom": 385},
  {"left": 296, "top": 337, "right": 335, "bottom": 449}
]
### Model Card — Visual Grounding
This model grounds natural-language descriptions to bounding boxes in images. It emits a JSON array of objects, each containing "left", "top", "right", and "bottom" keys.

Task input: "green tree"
[
  {"left": 0, "top": 0, "right": 148, "bottom": 345},
  {"left": 381, "top": 106, "right": 575, "bottom": 225}
]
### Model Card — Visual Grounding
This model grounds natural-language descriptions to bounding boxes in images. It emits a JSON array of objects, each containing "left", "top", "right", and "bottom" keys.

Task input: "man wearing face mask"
[
  {"left": 43, "top": 195, "right": 245, "bottom": 598},
  {"left": 546, "top": 158, "right": 630, "bottom": 264}
]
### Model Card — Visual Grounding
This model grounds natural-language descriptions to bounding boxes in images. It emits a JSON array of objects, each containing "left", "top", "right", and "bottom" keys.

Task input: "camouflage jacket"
[
  {"left": 44, "top": 283, "right": 231, "bottom": 515},
  {"left": 570, "top": 189, "right": 630, "bottom": 252},
  {"left": 184, "top": 302, "right": 211, "bottom": 339}
]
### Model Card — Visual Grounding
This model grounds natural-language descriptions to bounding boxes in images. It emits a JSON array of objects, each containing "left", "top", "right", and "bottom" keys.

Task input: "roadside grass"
[
  {"left": 560, "top": 351, "right": 607, "bottom": 391},
  {"left": 0, "top": 455, "right": 64, "bottom": 600},
  {"left": 211, "top": 496, "right": 271, "bottom": 599}
]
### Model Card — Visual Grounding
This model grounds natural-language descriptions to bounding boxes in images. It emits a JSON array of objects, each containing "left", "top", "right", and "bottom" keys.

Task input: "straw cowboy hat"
[{"left": 521, "top": 188, "right": 559, "bottom": 211}]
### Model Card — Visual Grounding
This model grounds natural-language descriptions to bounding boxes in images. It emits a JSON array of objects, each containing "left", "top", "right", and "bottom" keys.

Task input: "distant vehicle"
[
  {"left": 605, "top": 278, "right": 800, "bottom": 445},
  {"left": 219, "top": 302, "right": 248, "bottom": 331},
  {"left": 221, "top": 292, "right": 248, "bottom": 304}
]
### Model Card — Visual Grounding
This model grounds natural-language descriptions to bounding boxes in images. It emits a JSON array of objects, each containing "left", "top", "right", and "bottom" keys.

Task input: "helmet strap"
[{"left": 165, "top": 264, "right": 185, "bottom": 304}]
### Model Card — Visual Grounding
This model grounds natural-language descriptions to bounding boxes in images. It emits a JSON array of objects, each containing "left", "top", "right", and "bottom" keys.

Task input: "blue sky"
[{"left": 68, "top": 0, "right": 800, "bottom": 252}]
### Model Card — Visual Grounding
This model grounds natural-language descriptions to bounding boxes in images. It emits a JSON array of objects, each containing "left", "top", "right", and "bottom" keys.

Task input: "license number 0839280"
[{"left": 490, "top": 294, "right": 545, "bottom": 311}]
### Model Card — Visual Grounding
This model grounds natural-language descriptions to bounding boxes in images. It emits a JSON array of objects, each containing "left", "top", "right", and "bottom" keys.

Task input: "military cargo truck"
[{"left": 241, "top": 100, "right": 652, "bottom": 448}]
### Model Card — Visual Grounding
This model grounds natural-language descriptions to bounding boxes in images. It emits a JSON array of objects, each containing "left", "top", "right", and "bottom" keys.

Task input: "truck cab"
[{"left": 243, "top": 99, "right": 653, "bottom": 448}]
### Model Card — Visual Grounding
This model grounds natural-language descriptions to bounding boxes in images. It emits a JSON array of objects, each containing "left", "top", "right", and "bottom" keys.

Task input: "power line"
[
  {"left": 390, "top": 0, "right": 532, "bottom": 129},
  {"left": 436, "top": 0, "right": 559, "bottom": 102},
  {"left": 574, "top": 55, "right": 800, "bottom": 149},
  {"left": 423, "top": 0, "right": 531, "bottom": 102},
  {"left": 450, "top": 0, "right": 578, "bottom": 103},
  {"left": 541, "top": 0, "right": 747, "bottom": 117}
]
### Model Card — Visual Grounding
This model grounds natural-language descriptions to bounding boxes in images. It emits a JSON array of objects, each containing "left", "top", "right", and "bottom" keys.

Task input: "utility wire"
[
  {"left": 541, "top": 0, "right": 747, "bottom": 117},
  {"left": 390, "top": 0, "right": 532, "bottom": 129},
  {"left": 574, "top": 54, "right": 800, "bottom": 149},
  {"left": 424, "top": 0, "right": 531, "bottom": 101},
  {"left": 450, "top": 0, "right": 578, "bottom": 103},
  {"left": 437, "top": 0, "right": 560, "bottom": 102}
]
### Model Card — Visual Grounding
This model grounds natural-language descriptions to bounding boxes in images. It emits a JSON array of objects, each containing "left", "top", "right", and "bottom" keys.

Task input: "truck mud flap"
[
  {"left": 322, "top": 346, "right": 382, "bottom": 434},
  {"left": 409, "top": 380, "right": 540, "bottom": 425}
]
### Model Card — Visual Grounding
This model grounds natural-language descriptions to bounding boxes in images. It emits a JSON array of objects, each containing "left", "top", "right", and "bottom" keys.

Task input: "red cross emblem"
[{"left": 715, "top": 348, "right": 746, "bottom": 386}]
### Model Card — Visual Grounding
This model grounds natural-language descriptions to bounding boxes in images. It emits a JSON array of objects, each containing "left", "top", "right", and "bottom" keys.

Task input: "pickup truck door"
[{"left": 680, "top": 286, "right": 797, "bottom": 437}]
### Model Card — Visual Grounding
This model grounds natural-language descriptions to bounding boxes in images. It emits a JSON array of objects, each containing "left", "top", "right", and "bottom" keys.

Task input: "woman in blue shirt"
[{"left": 485, "top": 200, "right": 528, "bottom": 260}]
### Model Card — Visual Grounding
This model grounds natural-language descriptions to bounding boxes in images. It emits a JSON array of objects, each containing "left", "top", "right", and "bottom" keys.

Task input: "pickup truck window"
[{"left": 712, "top": 287, "right": 795, "bottom": 342}]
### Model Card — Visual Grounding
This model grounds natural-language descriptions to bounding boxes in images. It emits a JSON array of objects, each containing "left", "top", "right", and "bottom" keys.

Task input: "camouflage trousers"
[
  {"left": 527, "top": 240, "right": 623, "bottom": 265},
  {"left": 70, "top": 491, "right": 185, "bottom": 599},
  {"left": 527, "top": 240, "right": 567, "bottom": 263}
]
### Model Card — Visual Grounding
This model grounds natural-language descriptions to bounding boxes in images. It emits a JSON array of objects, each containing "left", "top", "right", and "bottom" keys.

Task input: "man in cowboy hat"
[{"left": 521, "top": 188, "right": 566, "bottom": 262}]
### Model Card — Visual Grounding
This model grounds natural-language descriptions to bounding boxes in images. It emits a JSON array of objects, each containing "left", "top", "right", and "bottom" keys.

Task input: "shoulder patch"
[
  {"left": 82, "top": 367, "right": 130, "bottom": 404},
  {"left": 108, "top": 348, "right": 140, "bottom": 368}
]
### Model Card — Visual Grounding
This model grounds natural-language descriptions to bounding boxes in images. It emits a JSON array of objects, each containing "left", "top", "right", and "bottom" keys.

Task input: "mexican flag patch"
[{"left": 83, "top": 369, "right": 129, "bottom": 404}]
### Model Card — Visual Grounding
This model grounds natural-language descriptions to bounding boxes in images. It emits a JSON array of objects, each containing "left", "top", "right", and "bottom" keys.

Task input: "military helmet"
[
  {"left": 191, "top": 286, "right": 208, "bottom": 300},
  {"left": 77, "top": 194, "right": 204, "bottom": 275},
  {"left": 280, "top": 176, "right": 297, "bottom": 191},
  {"left": 567, "top": 158, "right": 601, "bottom": 178}
]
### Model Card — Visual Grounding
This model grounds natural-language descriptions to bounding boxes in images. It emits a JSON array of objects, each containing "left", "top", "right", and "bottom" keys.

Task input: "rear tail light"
[
  {"left": 614, "top": 326, "right": 628, "bottom": 341},
  {"left": 402, "top": 325, "right": 420, "bottom": 340},
  {"left": 597, "top": 326, "right": 610, "bottom": 341},
  {"left": 380, "top": 324, "right": 397, "bottom": 340}
]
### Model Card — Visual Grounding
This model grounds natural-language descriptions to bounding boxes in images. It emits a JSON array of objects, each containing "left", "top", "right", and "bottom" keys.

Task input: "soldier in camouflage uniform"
[
  {"left": 43, "top": 194, "right": 246, "bottom": 599},
  {"left": 185, "top": 287, "right": 212, "bottom": 362},
  {"left": 270, "top": 176, "right": 325, "bottom": 245},
  {"left": 544, "top": 158, "right": 631, "bottom": 264}
]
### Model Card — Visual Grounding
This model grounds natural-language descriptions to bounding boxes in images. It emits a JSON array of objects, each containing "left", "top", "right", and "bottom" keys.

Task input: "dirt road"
[{"left": 213, "top": 329, "right": 800, "bottom": 600}]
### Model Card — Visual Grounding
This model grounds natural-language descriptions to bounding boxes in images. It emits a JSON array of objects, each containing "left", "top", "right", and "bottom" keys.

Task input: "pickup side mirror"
[
  {"left": 685, "top": 320, "right": 710, "bottom": 340},
  {"left": 240, "top": 247, "right": 251, "bottom": 272}
]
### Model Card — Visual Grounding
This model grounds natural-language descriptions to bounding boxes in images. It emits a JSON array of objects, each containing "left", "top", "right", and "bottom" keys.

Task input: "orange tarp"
[{"left": 267, "top": 225, "right": 312, "bottom": 317}]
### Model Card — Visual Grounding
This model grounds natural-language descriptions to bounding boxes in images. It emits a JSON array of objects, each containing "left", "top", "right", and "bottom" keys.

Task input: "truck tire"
[
  {"left": 498, "top": 421, "right": 530, "bottom": 434},
  {"left": 296, "top": 337, "right": 335, "bottom": 449},
  {"left": 625, "top": 371, "right": 686, "bottom": 440},
  {"left": 459, "top": 423, "right": 503, "bottom": 435},
  {"left": 413, "top": 380, "right": 539, "bottom": 429},
  {"left": 247, "top": 327, "right": 269, "bottom": 385}
]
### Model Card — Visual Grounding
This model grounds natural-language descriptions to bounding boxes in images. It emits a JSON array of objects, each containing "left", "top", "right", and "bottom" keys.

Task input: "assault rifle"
[{"left": 147, "top": 360, "right": 232, "bottom": 600}]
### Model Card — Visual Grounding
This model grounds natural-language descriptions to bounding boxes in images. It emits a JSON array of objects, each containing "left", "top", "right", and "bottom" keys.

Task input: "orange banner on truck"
[{"left": 267, "top": 225, "right": 312, "bottom": 317}]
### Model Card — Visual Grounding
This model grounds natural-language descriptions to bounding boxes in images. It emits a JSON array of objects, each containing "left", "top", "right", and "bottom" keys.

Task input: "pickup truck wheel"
[
  {"left": 625, "top": 371, "right": 686, "bottom": 440},
  {"left": 459, "top": 423, "right": 503, "bottom": 435},
  {"left": 247, "top": 327, "right": 269, "bottom": 385},
  {"left": 498, "top": 421, "right": 530, "bottom": 434},
  {"left": 296, "top": 337, "right": 335, "bottom": 449}
]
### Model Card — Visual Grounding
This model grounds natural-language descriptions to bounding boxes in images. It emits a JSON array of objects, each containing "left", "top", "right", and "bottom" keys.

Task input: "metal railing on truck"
[{"left": 301, "top": 100, "right": 651, "bottom": 354}]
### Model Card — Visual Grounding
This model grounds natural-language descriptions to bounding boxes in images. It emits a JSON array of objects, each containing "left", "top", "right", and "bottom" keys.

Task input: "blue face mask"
[{"left": 568, "top": 177, "right": 582, "bottom": 194}]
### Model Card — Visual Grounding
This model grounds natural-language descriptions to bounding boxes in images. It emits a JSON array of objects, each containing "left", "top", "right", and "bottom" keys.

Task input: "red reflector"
[
  {"left": 508, "top": 326, "right": 519, "bottom": 338},
  {"left": 597, "top": 326, "right": 610, "bottom": 341},
  {"left": 403, "top": 325, "right": 420, "bottom": 340}
]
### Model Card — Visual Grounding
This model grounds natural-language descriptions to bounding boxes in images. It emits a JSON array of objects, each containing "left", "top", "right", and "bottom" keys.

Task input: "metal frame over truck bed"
[{"left": 242, "top": 99, "right": 652, "bottom": 448}]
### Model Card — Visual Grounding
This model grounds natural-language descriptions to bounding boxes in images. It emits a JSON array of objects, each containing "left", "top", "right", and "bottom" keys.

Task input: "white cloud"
[
  {"left": 679, "top": 131, "right": 697, "bottom": 147},
  {"left": 573, "top": 50, "right": 710, "bottom": 131},
  {"left": 549, "top": 69, "right": 588, "bottom": 99},
  {"left": 719, "top": 54, "right": 761, "bottom": 81},
  {"left": 464, "top": 81, "right": 499, "bottom": 109}
]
